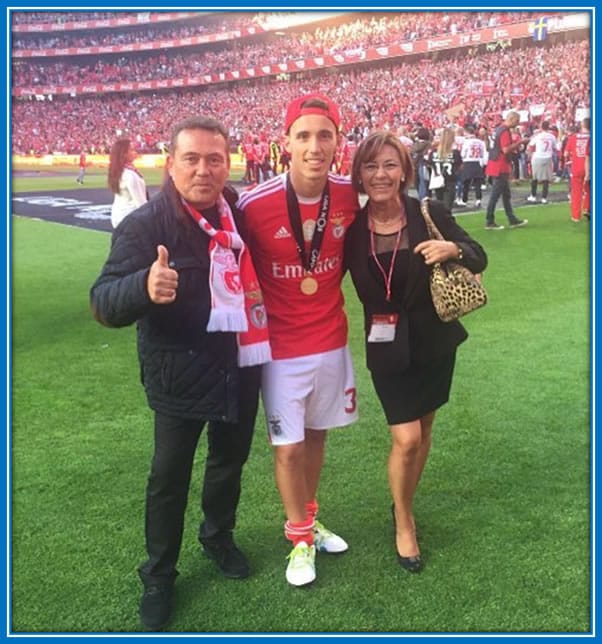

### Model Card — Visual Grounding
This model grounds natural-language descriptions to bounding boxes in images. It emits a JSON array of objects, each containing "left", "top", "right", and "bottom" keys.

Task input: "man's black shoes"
[
  {"left": 140, "top": 584, "right": 173, "bottom": 631},
  {"left": 201, "top": 538, "right": 250, "bottom": 579}
]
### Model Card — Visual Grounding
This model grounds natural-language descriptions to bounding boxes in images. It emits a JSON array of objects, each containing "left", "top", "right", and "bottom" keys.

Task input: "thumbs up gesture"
[{"left": 147, "top": 245, "right": 179, "bottom": 304}]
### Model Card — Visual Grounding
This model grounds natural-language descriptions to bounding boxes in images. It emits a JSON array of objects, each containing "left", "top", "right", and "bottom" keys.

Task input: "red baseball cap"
[{"left": 284, "top": 94, "right": 341, "bottom": 133}]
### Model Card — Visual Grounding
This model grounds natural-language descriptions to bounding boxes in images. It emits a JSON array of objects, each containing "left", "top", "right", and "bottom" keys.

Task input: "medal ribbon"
[
  {"left": 285, "top": 174, "right": 330, "bottom": 273},
  {"left": 370, "top": 226, "right": 402, "bottom": 303}
]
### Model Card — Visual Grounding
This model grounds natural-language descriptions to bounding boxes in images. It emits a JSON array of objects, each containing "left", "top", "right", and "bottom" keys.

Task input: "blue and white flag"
[{"left": 532, "top": 17, "right": 548, "bottom": 42}]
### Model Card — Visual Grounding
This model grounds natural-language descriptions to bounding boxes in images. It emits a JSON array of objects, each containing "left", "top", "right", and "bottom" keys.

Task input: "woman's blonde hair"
[{"left": 437, "top": 127, "right": 456, "bottom": 158}]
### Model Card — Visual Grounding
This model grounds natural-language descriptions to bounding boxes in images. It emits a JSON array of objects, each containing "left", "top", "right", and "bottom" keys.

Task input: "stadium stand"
[{"left": 11, "top": 11, "right": 590, "bottom": 157}]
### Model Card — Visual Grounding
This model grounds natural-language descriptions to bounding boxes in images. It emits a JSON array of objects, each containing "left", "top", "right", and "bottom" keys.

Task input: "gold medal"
[{"left": 300, "top": 276, "right": 319, "bottom": 295}]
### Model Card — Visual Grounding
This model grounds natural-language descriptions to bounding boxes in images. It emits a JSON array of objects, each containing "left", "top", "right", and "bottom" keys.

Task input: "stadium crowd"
[
  {"left": 12, "top": 39, "right": 589, "bottom": 157},
  {"left": 12, "top": 11, "right": 540, "bottom": 52},
  {"left": 12, "top": 12, "right": 274, "bottom": 50},
  {"left": 9, "top": 13, "right": 565, "bottom": 89},
  {"left": 11, "top": 11, "right": 142, "bottom": 24}
]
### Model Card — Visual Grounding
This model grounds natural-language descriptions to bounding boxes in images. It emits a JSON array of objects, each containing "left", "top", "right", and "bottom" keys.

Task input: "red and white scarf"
[{"left": 183, "top": 196, "right": 271, "bottom": 367}]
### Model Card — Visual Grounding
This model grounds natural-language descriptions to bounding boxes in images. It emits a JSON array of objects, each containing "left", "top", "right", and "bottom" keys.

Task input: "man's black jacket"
[{"left": 90, "top": 182, "right": 246, "bottom": 422}]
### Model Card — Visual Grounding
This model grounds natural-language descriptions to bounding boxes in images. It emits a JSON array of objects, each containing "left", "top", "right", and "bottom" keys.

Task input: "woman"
[
  {"left": 108, "top": 138, "right": 148, "bottom": 228},
  {"left": 345, "top": 131, "right": 487, "bottom": 572},
  {"left": 427, "top": 127, "right": 462, "bottom": 210}
]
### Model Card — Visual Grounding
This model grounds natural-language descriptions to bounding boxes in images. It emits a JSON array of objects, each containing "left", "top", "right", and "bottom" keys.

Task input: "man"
[
  {"left": 564, "top": 117, "right": 590, "bottom": 222},
  {"left": 90, "top": 116, "right": 269, "bottom": 630},
  {"left": 526, "top": 121, "right": 557, "bottom": 204},
  {"left": 237, "top": 95, "right": 359, "bottom": 587},
  {"left": 410, "top": 127, "right": 432, "bottom": 200},
  {"left": 338, "top": 133, "right": 358, "bottom": 175},
  {"left": 484, "top": 111, "right": 529, "bottom": 230},
  {"left": 76, "top": 149, "right": 87, "bottom": 184},
  {"left": 270, "top": 137, "right": 280, "bottom": 176},
  {"left": 241, "top": 135, "right": 255, "bottom": 183}
]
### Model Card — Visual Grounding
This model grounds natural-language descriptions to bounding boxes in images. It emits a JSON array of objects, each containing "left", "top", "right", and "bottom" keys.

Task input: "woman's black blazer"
[{"left": 344, "top": 194, "right": 488, "bottom": 374}]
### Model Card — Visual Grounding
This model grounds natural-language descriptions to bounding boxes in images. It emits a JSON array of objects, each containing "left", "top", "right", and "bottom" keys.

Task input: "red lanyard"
[{"left": 369, "top": 226, "right": 402, "bottom": 302}]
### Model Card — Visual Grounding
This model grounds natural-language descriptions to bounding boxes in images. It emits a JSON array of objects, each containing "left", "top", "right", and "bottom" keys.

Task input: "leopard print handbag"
[{"left": 420, "top": 198, "right": 487, "bottom": 322}]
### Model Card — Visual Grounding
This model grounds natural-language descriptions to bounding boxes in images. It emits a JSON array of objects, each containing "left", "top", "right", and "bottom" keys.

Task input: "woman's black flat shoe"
[{"left": 397, "top": 552, "right": 423, "bottom": 573}]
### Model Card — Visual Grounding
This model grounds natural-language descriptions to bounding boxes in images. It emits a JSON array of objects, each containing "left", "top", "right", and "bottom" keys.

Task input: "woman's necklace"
[
  {"left": 368, "top": 210, "right": 407, "bottom": 234},
  {"left": 369, "top": 213, "right": 402, "bottom": 228}
]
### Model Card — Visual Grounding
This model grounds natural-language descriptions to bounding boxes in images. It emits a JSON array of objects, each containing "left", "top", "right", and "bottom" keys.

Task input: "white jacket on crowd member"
[{"left": 111, "top": 166, "right": 148, "bottom": 228}]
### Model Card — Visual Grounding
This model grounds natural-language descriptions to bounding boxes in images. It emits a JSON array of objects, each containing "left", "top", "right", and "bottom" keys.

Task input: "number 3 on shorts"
[{"left": 345, "top": 387, "right": 357, "bottom": 414}]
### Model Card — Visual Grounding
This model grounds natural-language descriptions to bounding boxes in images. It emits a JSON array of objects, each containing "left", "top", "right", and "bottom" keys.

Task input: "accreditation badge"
[{"left": 367, "top": 313, "right": 399, "bottom": 343}]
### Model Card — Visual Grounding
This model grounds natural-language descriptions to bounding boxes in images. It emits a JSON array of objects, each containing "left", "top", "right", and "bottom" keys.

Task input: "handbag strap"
[{"left": 419, "top": 198, "right": 445, "bottom": 241}]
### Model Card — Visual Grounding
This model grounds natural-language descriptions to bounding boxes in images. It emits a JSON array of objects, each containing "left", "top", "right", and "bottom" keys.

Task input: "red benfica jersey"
[
  {"left": 237, "top": 173, "right": 358, "bottom": 359},
  {"left": 565, "top": 132, "right": 590, "bottom": 176},
  {"left": 241, "top": 142, "right": 253, "bottom": 160}
]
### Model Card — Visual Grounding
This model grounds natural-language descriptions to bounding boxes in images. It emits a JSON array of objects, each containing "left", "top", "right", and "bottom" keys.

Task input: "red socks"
[
  {"left": 284, "top": 499, "right": 319, "bottom": 546},
  {"left": 305, "top": 499, "right": 319, "bottom": 520},
  {"left": 284, "top": 517, "right": 315, "bottom": 546}
]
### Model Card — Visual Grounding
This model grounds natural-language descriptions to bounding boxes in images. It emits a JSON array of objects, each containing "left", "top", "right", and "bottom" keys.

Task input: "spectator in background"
[
  {"left": 526, "top": 121, "right": 557, "bottom": 205},
  {"left": 411, "top": 127, "right": 432, "bottom": 200},
  {"left": 397, "top": 126, "right": 414, "bottom": 150},
  {"left": 241, "top": 136, "right": 255, "bottom": 184},
  {"left": 564, "top": 117, "right": 590, "bottom": 222},
  {"left": 484, "top": 111, "right": 529, "bottom": 230},
  {"left": 459, "top": 125, "right": 486, "bottom": 208},
  {"left": 427, "top": 127, "right": 462, "bottom": 210},
  {"left": 108, "top": 138, "right": 148, "bottom": 228},
  {"left": 338, "top": 133, "right": 358, "bottom": 175},
  {"left": 11, "top": 39, "right": 589, "bottom": 158},
  {"left": 76, "top": 149, "right": 87, "bottom": 184}
]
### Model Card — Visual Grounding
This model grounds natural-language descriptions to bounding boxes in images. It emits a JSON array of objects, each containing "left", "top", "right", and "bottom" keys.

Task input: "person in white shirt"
[
  {"left": 397, "top": 125, "right": 414, "bottom": 150},
  {"left": 459, "top": 125, "right": 486, "bottom": 207},
  {"left": 527, "top": 121, "right": 557, "bottom": 204},
  {"left": 108, "top": 138, "right": 148, "bottom": 228}
]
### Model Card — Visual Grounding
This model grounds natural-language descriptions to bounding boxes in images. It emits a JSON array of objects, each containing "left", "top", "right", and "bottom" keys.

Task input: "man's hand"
[{"left": 147, "top": 245, "right": 178, "bottom": 304}]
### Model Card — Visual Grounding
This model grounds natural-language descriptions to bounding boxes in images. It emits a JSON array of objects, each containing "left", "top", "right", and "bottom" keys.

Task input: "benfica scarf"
[{"left": 182, "top": 196, "right": 271, "bottom": 367}]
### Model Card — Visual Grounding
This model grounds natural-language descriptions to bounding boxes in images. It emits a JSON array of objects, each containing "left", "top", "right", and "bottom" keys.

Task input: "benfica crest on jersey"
[{"left": 330, "top": 213, "right": 346, "bottom": 239}]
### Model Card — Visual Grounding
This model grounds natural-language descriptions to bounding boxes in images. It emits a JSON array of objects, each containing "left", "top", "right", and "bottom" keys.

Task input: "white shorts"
[{"left": 261, "top": 346, "right": 358, "bottom": 446}]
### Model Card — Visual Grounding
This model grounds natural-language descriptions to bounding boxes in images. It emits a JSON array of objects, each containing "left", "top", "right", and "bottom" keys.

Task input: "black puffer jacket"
[{"left": 90, "top": 182, "right": 246, "bottom": 422}]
